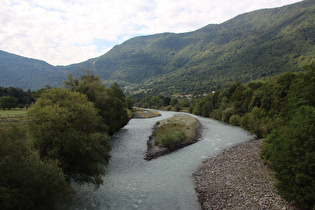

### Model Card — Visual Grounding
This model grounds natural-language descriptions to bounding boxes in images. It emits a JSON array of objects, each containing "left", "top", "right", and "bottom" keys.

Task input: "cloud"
[{"left": 0, "top": 0, "right": 302, "bottom": 65}]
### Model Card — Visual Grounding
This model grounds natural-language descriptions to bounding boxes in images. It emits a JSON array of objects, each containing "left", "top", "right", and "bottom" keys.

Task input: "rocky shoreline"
[
  {"left": 145, "top": 115, "right": 203, "bottom": 160},
  {"left": 193, "top": 139, "right": 296, "bottom": 209}
]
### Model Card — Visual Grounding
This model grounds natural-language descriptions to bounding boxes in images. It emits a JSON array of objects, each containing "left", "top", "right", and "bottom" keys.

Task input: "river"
[{"left": 67, "top": 110, "right": 254, "bottom": 210}]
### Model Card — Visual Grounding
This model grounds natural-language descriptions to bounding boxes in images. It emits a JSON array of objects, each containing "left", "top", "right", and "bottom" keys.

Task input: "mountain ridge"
[
  {"left": 1, "top": 0, "right": 314, "bottom": 93},
  {"left": 0, "top": 50, "right": 65, "bottom": 90}
]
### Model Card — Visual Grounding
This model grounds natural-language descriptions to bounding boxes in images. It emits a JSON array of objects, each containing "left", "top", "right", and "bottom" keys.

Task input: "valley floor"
[{"left": 193, "top": 139, "right": 296, "bottom": 209}]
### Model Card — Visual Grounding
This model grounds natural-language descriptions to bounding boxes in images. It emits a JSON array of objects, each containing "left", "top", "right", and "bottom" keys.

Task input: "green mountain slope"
[
  {"left": 0, "top": 50, "right": 66, "bottom": 90},
  {"left": 1, "top": 0, "right": 314, "bottom": 93},
  {"left": 63, "top": 0, "right": 314, "bottom": 95}
]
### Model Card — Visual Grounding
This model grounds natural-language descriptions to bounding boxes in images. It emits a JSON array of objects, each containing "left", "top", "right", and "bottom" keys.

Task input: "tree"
[
  {"left": 126, "top": 96, "right": 134, "bottom": 110},
  {"left": 0, "top": 96, "right": 16, "bottom": 109},
  {"left": 287, "top": 63, "right": 315, "bottom": 110},
  {"left": 26, "top": 89, "right": 32, "bottom": 105},
  {"left": 272, "top": 72, "right": 297, "bottom": 114},
  {"left": 107, "top": 83, "right": 129, "bottom": 133},
  {"left": 248, "top": 90, "right": 263, "bottom": 111},
  {"left": 64, "top": 73, "right": 129, "bottom": 134},
  {"left": 0, "top": 123, "right": 73, "bottom": 210},
  {"left": 0, "top": 86, "right": 28, "bottom": 105},
  {"left": 170, "top": 98, "right": 179, "bottom": 107},
  {"left": 240, "top": 87, "right": 253, "bottom": 113},
  {"left": 163, "top": 96, "right": 171, "bottom": 106},
  {"left": 263, "top": 106, "right": 315, "bottom": 209},
  {"left": 26, "top": 88, "right": 111, "bottom": 187}
]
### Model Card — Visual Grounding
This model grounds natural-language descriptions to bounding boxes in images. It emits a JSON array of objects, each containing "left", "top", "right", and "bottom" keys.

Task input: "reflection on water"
[{"left": 68, "top": 111, "right": 254, "bottom": 210}]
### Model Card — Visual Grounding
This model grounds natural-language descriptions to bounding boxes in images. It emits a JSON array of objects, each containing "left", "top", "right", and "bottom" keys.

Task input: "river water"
[{"left": 68, "top": 110, "right": 254, "bottom": 210}]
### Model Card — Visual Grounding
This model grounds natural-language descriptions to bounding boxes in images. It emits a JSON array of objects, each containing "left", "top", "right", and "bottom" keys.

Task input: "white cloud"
[{"left": 0, "top": 0, "right": 302, "bottom": 65}]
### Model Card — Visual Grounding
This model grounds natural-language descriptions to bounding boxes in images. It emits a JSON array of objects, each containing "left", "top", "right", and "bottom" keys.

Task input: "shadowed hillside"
[{"left": 0, "top": 50, "right": 66, "bottom": 90}]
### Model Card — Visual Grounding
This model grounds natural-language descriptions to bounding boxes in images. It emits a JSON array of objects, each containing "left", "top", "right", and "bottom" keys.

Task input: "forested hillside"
[
  {"left": 63, "top": 0, "right": 315, "bottom": 95},
  {"left": 1, "top": 0, "right": 314, "bottom": 94},
  {"left": 0, "top": 50, "right": 66, "bottom": 90}
]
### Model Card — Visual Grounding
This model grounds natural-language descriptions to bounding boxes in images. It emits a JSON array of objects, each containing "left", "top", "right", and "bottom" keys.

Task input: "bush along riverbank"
[{"left": 145, "top": 114, "right": 202, "bottom": 160}]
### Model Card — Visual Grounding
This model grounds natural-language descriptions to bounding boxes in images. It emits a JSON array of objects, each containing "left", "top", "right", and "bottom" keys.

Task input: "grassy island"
[
  {"left": 132, "top": 107, "right": 161, "bottom": 118},
  {"left": 145, "top": 114, "right": 202, "bottom": 160}
]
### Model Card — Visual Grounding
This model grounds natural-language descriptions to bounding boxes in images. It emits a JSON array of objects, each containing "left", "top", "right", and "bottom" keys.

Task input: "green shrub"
[
  {"left": 210, "top": 108, "right": 222, "bottom": 120},
  {"left": 175, "top": 104, "right": 181, "bottom": 112},
  {"left": 222, "top": 107, "right": 234, "bottom": 123},
  {"left": 229, "top": 114, "right": 241, "bottom": 125},
  {"left": 240, "top": 113, "right": 250, "bottom": 130},
  {"left": 159, "top": 130, "right": 187, "bottom": 149},
  {"left": 239, "top": 108, "right": 268, "bottom": 138},
  {"left": 18, "top": 104, "right": 24, "bottom": 108},
  {"left": 153, "top": 115, "right": 197, "bottom": 150}
]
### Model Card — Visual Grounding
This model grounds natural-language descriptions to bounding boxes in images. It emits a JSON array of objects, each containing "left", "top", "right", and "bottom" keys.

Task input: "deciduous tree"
[
  {"left": 27, "top": 88, "right": 111, "bottom": 187},
  {"left": 0, "top": 123, "right": 73, "bottom": 210},
  {"left": 0, "top": 96, "right": 16, "bottom": 109},
  {"left": 263, "top": 106, "right": 315, "bottom": 209},
  {"left": 64, "top": 73, "right": 129, "bottom": 134}
]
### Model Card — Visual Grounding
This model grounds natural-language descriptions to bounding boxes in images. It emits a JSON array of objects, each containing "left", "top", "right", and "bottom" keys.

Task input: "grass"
[
  {"left": 127, "top": 109, "right": 133, "bottom": 119},
  {"left": 0, "top": 109, "right": 26, "bottom": 123},
  {"left": 0, "top": 108, "right": 27, "bottom": 117},
  {"left": 133, "top": 107, "right": 161, "bottom": 118},
  {"left": 153, "top": 114, "right": 197, "bottom": 149}
]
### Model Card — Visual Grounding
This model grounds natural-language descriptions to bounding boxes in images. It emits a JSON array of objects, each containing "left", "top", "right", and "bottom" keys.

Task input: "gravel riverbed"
[{"left": 193, "top": 139, "right": 296, "bottom": 209}]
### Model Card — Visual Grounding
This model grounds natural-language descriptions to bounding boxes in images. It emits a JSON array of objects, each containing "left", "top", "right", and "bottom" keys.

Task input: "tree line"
[
  {"left": 134, "top": 63, "right": 315, "bottom": 209},
  {"left": 0, "top": 72, "right": 131, "bottom": 210},
  {"left": 0, "top": 87, "right": 34, "bottom": 109}
]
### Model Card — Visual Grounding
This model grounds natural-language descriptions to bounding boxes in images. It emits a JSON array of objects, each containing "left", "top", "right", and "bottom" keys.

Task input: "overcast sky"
[{"left": 0, "top": 0, "right": 302, "bottom": 66}]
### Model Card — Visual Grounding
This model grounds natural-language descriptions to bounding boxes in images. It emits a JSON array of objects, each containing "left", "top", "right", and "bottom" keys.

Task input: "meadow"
[{"left": 0, "top": 109, "right": 26, "bottom": 122}]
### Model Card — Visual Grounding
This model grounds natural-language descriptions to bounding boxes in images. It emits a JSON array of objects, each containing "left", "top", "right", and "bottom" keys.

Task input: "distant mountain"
[
  {"left": 0, "top": 50, "right": 66, "bottom": 90},
  {"left": 1, "top": 0, "right": 314, "bottom": 93},
  {"left": 61, "top": 0, "right": 315, "bottom": 95}
]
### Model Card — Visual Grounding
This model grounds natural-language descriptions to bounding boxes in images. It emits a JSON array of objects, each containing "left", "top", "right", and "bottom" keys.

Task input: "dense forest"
[
  {"left": 0, "top": 72, "right": 131, "bottom": 210},
  {"left": 134, "top": 63, "right": 315, "bottom": 209}
]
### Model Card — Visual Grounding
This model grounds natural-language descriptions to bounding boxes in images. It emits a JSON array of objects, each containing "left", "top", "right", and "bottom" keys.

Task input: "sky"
[{"left": 0, "top": 0, "right": 302, "bottom": 66}]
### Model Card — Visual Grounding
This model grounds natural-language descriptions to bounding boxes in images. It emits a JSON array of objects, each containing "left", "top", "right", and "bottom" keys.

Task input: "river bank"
[{"left": 193, "top": 139, "right": 296, "bottom": 209}]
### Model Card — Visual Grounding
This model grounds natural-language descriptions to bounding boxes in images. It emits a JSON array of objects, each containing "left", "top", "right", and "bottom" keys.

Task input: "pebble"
[{"left": 193, "top": 139, "right": 296, "bottom": 210}]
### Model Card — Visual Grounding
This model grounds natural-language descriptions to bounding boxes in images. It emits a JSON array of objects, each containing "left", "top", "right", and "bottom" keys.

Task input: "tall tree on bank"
[
  {"left": 264, "top": 106, "right": 315, "bottom": 209},
  {"left": 26, "top": 88, "right": 111, "bottom": 187},
  {"left": 63, "top": 71, "right": 129, "bottom": 134},
  {"left": 0, "top": 123, "right": 73, "bottom": 210}
]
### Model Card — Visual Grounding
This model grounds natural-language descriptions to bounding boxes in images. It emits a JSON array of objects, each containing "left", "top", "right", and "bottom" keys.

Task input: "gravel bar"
[{"left": 193, "top": 139, "right": 296, "bottom": 209}]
